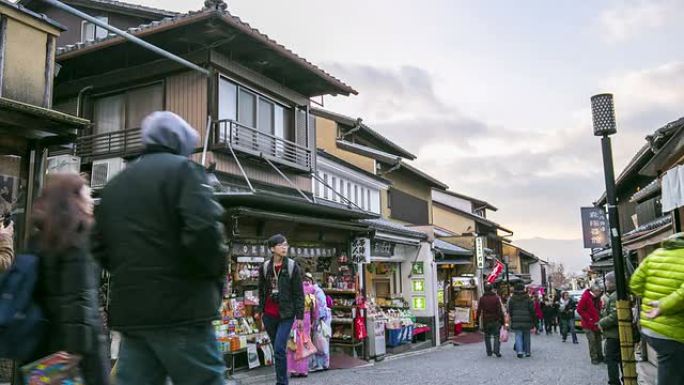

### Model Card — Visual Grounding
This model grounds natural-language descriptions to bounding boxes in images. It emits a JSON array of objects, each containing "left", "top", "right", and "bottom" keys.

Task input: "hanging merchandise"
[{"left": 354, "top": 313, "right": 367, "bottom": 340}]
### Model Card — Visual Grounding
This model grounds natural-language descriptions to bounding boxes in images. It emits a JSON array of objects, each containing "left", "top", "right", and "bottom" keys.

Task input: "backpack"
[
  {"left": 0, "top": 253, "right": 46, "bottom": 361},
  {"left": 263, "top": 258, "right": 295, "bottom": 278}
]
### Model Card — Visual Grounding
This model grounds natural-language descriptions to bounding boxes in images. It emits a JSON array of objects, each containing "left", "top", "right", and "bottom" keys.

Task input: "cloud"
[
  {"left": 599, "top": 0, "right": 674, "bottom": 42},
  {"left": 324, "top": 64, "right": 605, "bottom": 240}
]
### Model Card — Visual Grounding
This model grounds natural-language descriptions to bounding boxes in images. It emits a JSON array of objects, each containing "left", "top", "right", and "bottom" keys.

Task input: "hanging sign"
[
  {"left": 371, "top": 240, "right": 395, "bottom": 258},
  {"left": 351, "top": 237, "right": 371, "bottom": 263},
  {"left": 580, "top": 207, "right": 609, "bottom": 249},
  {"left": 475, "top": 236, "right": 485, "bottom": 269}
]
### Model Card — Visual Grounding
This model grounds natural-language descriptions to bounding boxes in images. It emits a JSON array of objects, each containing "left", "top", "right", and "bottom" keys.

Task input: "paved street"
[{"left": 248, "top": 333, "right": 608, "bottom": 385}]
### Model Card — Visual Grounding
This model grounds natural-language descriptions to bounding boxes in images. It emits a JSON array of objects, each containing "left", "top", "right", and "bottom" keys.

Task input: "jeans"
[
  {"left": 644, "top": 335, "right": 684, "bottom": 385},
  {"left": 605, "top": 338, "right": 622, "bottom": 385},
  {"left": 560, "top": 318, "right": 578, "bottom": 343},
  {"left": 586, "top": 329, "right": 604, "bottom": 363},
  {"left": 514, "top": 329, "right": 531, "bottom": 355},
  {"left": 115, "top": 324, "right": 224, "bottom": 385},
  {"left": 263, "top": 315, "right": 295, "bottom": 385},
  {"left": 483, "top": 321, "right": 501, "bottom": 356}
]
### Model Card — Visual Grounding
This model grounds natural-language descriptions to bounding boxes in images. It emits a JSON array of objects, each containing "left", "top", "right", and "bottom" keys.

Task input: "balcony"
[
  {"left": 75, "top": 128, "right": 143, "bottom": 160},
  {"left": 212, "top": 119, "right": 312, "bottom": 172}
]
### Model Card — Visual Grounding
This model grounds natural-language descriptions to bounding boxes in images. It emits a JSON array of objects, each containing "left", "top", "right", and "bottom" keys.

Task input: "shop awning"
[
  {"left": 435, "top": 258, "right": 471, "bottom": 265},
  {"left": 215, "top": 188, "right": 377, "bottom": 221},
  {"left": 433, "top": 239, "right": 472, "bottom": 256},
  {"left": 623, "top": 222, "right": 673, "bottom": 251},
  {"left": 227, "top": 206, "right": 370, "bottom": 232},
  {"left": 361, "top": 218, "right": 427, "bottom": 246}
]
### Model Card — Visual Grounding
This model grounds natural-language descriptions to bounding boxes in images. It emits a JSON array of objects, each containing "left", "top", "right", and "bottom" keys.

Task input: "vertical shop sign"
[
  {"left": 411, "top": 262, "right": 424, "bottom": 276},
  {"left": 412, "top": 296, "right": 426, "bottom": 310},
  {"left": 475, "top": 236, "right": 485, "bottom": 269},
  {"left": 351, "top": 237, "right": 371, "bottom": 263},
  {"left": 580, "top": 207, "right": 609, "bottom": 249}
]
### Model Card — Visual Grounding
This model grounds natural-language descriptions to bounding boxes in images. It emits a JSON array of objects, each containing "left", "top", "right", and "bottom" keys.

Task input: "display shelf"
[
  {"left": 330, "top": 339, "right": 363, "bottom": 347},
  {"left": 379, "top": 305, "right": 409, "bottom": 310},
  {"left": 331, "top": 319, "right": 353, "bottom": 324},
  {"left": 331, "top": 305, "right": 354, "bottom": 309},
  {"left": 325, "top": 289, "right": 357, "bottom": 295}
]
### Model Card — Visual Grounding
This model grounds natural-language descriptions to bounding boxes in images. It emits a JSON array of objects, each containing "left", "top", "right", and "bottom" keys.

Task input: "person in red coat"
[
  {"left": 577, "top": 283, "right": 605, "bottom": 364},
  {"left": 476, "top": 284, "right": 506, "bottom": 357}
]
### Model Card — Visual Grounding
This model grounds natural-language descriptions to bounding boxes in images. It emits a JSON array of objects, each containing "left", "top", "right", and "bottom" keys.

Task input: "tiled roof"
[
  {"left": 433, "top": 239, "right": 471, "bottom": 256},
  {"left": 629, "top": 179, "right": 660, "bottom": 203},
  {"left": 19, "top": 0, "right": 177, "bottom": 18},
  {"left": 1, "top": 0, "right": 66, "bottom": 30},
  {"left": 55, "top": 8, "right": 356, "bottom": 96},
  {"left": 623, "top": 215, "right": 672, "bottom": 238}
]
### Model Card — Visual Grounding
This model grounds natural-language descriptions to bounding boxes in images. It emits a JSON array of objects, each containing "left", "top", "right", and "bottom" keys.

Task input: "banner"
[
  {"left": 580, "top": 207, "right": 609, "bottom": 249},
  {"left": 486, "top": 260, "right": 505, "bottom": 284}
]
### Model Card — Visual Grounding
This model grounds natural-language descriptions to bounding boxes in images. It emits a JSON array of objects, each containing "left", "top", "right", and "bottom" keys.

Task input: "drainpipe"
[
  {"left": 40, "top": 0, "right": 210, "bottom": 77},
  {"left": 75, "top": 85, "right": 93, "bottom": 117}
]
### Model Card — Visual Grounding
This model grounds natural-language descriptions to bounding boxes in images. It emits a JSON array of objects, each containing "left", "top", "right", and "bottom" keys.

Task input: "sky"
[{"left": 129, "top": 0, "right": 684, "bottom": 271}]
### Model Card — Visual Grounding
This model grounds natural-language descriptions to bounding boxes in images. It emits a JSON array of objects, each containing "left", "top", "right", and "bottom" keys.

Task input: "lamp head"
[{"left": 591, "top": 93, "right": 617, "bottom": 136}]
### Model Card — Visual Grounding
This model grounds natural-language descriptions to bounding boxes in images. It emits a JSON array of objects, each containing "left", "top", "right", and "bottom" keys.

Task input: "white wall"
[
  {"left": 399, "top": 241, "right": 436, "bottom": 317},
  {"left": 529, "top": 262, "right": 543, "bottom": 286},
  {"left": 432, "top": 189, "right": 473, "bottom": 213},
  {"left": 314, "top": 157, "right": 387, "bottom": 214}
]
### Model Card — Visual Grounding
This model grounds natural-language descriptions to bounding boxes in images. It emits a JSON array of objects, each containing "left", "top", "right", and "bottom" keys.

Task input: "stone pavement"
[{"left": 238, "top": 332, "right": 610, "bottom": 385}]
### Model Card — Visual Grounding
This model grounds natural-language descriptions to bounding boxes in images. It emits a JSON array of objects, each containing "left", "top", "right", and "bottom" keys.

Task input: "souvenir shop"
[
  {"left": 216, "top": 204, "right": 372, "bottom": 372},
  {"left": 433, "top": 239, "right": 475, "bottom": 342},
  {"left": 361, "top": 220, "right": 437, "bottom": 358}
]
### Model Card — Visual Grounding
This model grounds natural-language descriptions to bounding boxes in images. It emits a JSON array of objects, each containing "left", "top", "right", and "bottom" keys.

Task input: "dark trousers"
[
  {"left": 560, "top": 318, "right": 578, "bottom": 343},
  {"left": 586, "top": 329, "right": 604, "bottom": 363},
  {"left": 544, "top": 317, "right": 554, "bottom": 334},
  {"left": 263, "top": 315, "right": 295, "bottom": 385},
  {"left": 483, "top": 321, "right": 501, "bottom": 356},
  {"left": 644, "top": 335, "right": 684, "bottom": 385},
  {"left": 605, "top": 337, "right": 622, "bottom": 385}
]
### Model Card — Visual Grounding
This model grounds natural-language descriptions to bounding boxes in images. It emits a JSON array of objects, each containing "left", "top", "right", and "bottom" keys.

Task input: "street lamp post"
[{"left": 591, "top": 93, "right": 637, "bottom": 385}]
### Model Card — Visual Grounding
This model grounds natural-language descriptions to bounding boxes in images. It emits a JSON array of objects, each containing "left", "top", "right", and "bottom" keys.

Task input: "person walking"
[
  {"left": 533, "top": 296, "right": 544, "bottom": 335},
  {"left": 93, "top": 111, "right": 227, "bottom": 385},
  {"left": 598, "top": 272, "right": 621, "bottom": 385},
  {"left": 0, "top": 218, "right": 14, "bottom": 382},
  {"left": 508, "top": 283, "right": 535, "bottom": 358},
  {"left": 287, "top": 275, "right": 317, "bottom": 377},
  {"left": 559, "top": 291, "right": 579, "bottom": 344},
  {"left": 256, "top": 234, "right": 305, "bottom": 385},
  {"left": 542, "top": 296, "right": 557, "bottom": 335},
  {"left": 577, "top": 283, "right": 605, "bottom": 365},
  {"left": 29, "top": 174, "right": 109, "bottom": 385},
  {"left": 308, "top": 274, "right": 331, "bottom": 372},
  {"left": 630, "top": 233, "right": 684, "bottom": 385},
  {"left": 476, "top": 284, "right": 505, "bottom": 357}
]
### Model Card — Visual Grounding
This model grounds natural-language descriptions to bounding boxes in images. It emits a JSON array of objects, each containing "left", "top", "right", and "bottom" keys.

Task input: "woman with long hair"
[{"left": 29, "top": 174, "right": 109, "bottom": 385}]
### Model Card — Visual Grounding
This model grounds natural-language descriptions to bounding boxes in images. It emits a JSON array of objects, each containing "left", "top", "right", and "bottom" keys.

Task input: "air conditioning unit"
[
  {"left": 47, "top": 155, "right": 81, "bottom": 175},
  {"left": 91, "top": 158, "right": 125, "bottom": 189}
]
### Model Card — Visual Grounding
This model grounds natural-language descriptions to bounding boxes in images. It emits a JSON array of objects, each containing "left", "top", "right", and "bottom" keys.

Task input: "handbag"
[
  {"left": 21, "top": 351, "right": 84, "bottom": 385},
  {"left": 499, "top": 326, "right": 509, "bottom": 343},
  {"left": 294, "top": 330, "right": 317, "bottom": 361},
  {"left": 286, "top": 329, "right": 297, "bottom": 351}
]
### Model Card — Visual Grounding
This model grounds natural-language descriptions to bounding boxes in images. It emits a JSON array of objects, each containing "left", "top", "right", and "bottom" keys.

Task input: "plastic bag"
[
  {"left": 287, "top": 329, "right": 297, "bottom": 351},
  {"left": 295, "top": 329, "right": 317, "bottom": 361},
  {"left": 499, "top": 326, "right": 509, "bottom": 343}
]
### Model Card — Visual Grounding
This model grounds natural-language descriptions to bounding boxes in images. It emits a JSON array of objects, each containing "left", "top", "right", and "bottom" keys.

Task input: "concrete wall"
[
  {"left": 315, "top": 116, "right": 376, "bottom": 174},
  {"left": 2, "top": 18, "right": 49, "bottom": 106}
]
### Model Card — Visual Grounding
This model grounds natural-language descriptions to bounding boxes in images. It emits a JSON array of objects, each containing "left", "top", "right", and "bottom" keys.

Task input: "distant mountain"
[{"left": 513, "top": 238, "right": 591, "bottom": 274}]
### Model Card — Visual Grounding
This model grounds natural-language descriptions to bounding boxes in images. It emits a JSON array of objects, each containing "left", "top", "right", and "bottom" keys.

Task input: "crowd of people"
[
  {"left": 476, "top": 237, "right": 684, "bottom": 385},
  {"left": 0, "top": 110, "right": 683, "bottom": 385}
]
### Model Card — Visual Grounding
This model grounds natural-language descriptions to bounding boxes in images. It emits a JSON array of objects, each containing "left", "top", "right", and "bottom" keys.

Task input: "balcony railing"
[
  {"left": 76, "top": 128, "right": 143, "bottom": 160},
  {"left": 212, "top": 119, "right": 312, "bottom": 172}
]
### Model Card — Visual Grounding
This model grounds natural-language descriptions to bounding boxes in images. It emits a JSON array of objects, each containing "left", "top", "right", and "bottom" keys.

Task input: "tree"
[{"left": 548, "top": 262, "right": 567, "bottom": 289}]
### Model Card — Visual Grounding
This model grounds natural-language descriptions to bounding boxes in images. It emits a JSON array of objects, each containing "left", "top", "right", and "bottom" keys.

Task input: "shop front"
[
  {"left": 433, "top": 239, "right": 474, "bottom": 342},
  {"left": 214, "top": 198, "right": 374, "bottom": 372},
  {"left": 360, "top": 219, "right": 437, "bottom": 357}
]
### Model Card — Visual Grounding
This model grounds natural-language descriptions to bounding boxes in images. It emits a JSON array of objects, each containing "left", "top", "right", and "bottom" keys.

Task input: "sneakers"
[
  {"left": 495, "top": 353, "right": 502, "bottom": 358},
  {"left": 525, "top": 354, "right": 531, "bottom": 358},
  {"left": 517, "top": 354, "right": 523, "bottom": 358}
]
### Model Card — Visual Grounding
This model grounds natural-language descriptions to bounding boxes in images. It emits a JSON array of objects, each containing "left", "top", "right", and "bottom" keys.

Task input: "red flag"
[{"left": 487, "top": 261, "right": 505, "bottom": 284}]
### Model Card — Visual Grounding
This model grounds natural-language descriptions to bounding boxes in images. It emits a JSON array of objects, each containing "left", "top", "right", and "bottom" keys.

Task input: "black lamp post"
[{"left": 591, "top": 93, "right": 637, "bottom": 385}]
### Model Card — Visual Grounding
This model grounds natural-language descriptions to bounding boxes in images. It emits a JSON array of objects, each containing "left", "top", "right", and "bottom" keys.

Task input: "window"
[
  {"left": 238, "top": 89, "right": 256, "bottom": 128},
  {"left": 315, "top": 171, "right": 322, "bottom": 197},
  {"left": 367, "top": 189, "right": 372, "bottom": 211},
  {"left": 323, "top": 174, "right": 329, "bottom": 200},
  {"left": 360, "top": 187, "right": 365, "bottom": 209},
  {"left": 81, "top": 16, "right": 109, "bottom": 42},
  {"left": 92, "top": 84, "right": 163, "bottom": 135},
  {"left": 339, "top": 179, "right": 344, "bottom": 202},
  {"left": 331, "top": 177, "right": 337, "bottom": 202},
  {"left": 354, "top": 185, "right": 359, "bottom": 205},
  {"left": 219, "top": 76, "right": 293, "bottom": 143},
  {"left": 346, "top": 182, "right": 351, "bottom": 202}
]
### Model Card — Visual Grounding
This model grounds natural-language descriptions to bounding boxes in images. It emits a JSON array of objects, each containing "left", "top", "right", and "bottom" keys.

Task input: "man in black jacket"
[
  {"left": 255, "top": 234, "right": 304, "bottom": 385},
  {"left": 93, "top": 111, "right": 227, "bottom": 385}
]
